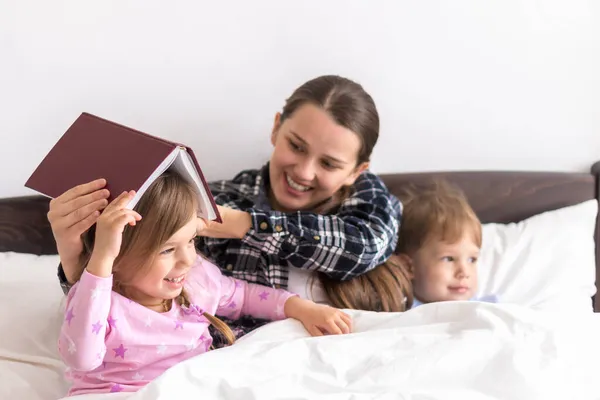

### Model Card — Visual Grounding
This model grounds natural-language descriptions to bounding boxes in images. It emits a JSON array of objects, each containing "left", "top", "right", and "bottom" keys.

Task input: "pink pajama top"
[{"left": 58, "top": 255, "right": 295, "bottom": 396}]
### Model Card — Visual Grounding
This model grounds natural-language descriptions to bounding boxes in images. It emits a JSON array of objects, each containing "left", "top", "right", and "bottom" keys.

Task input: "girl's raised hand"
[
  {"left": 92, "top": 191, "right": 142, "bottom": 263},
  {"left": 284, "top": 297, "right": 352, "bottom": 337}
]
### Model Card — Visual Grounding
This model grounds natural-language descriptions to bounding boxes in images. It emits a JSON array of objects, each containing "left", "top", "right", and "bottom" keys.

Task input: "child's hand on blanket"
[{"left": 284, "top": 296, "right": 352, "bottom": 336}]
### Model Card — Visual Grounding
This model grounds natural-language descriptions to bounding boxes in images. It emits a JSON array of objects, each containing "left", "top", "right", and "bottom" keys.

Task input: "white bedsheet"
[{"left": 64, "top": 302, "right": 600, "bottom": 400}]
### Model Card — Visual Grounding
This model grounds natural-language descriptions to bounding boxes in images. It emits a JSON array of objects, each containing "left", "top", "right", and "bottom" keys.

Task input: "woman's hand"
[
  {"left": 196, "top": 205, "right": 252, "bottom": 239},
  {"left": 86, "top": 191, "right": 141, "bottom": 278},
  {"left": 47, "top": 179, "right": 110, "bottom": 281},
  {"left": 284, "top": 297, "right": 352, "bottom": 336}
]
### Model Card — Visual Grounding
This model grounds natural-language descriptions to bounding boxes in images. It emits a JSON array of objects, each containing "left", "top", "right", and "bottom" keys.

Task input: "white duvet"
[{"left": 64, "top": 302, "right": 600, "bottom": 400}]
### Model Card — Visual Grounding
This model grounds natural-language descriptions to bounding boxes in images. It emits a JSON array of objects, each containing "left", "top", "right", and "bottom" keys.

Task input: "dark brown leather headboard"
[
  {"left": 0, "top": 195, "right": 55, "bottom": 255},
  {"left": 378, "top": 168, "right": 599, "bottom": 312},
  {"left": 1, "top": 166, "right": 599, "bottom": 310}
]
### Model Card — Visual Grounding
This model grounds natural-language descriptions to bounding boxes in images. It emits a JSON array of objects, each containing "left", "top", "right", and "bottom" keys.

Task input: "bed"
[{"left": 1, "top": 166, "right": 600, "bottom": 400}]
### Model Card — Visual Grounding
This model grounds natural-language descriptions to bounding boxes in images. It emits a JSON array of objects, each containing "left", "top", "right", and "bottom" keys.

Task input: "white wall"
[{"left": 1, "top": 0, "right": 598, "bottom": 198}]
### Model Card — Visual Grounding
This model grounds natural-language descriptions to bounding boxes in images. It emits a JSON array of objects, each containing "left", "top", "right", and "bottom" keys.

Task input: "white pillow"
[
  {"left": 289, "top": 200, "right": 598, "bottom": 313},
  {"left": 477, "top": 199, "right": 598, "bottom": 313},
  {"left": 0, "top": 252, "right": 69, "bottom": 400}
]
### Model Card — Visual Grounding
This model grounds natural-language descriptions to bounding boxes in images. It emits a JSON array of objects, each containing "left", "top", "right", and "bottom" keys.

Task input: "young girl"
[
  {"left": 59, "top": 171, "right": 352, "bottom": 396},
  {"left": 322, "top": 180, "right": 497, "bottom": 311},
  {"left": 50, "top": 75, "right": 401, "bottom": 342}
]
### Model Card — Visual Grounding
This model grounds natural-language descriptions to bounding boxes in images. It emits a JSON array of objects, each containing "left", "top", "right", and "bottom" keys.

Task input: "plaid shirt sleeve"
[
  {"left": 57, "top": 264, "right": 73, "bottom": 295},
  {"left": 241, "top": 172, "right": 401, "bottom": 281}
]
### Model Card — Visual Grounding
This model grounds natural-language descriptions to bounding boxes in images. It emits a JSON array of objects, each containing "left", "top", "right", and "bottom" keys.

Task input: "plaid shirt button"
[
  {"left": 259, "top": 221, "right": 268, "bottom": 230},
  {"left": 274, "top": 225, "right": 283, "bottom": 232}
]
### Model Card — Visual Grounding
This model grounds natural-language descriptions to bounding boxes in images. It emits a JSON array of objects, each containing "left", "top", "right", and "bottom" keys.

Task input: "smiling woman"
[{"left": 48, "top": 75, "right": 402, "bottom": 343}]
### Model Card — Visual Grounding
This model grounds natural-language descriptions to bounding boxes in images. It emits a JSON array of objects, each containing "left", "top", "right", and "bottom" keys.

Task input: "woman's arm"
[
  {"left": 200, "top": 172, "right": 401, "bottom": 281},
  {"left": 59, "top": 192, "right": 138, "bottom": 370},
  {"left": 196, "top": 206, "right": 252, "bottom": 239},
  {"left": 49, "top": 179, "right": 110, "bottom": 286}
]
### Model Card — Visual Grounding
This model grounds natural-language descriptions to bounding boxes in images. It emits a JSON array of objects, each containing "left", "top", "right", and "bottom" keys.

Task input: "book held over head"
[{"left": 25, "top": 112, "right": 221, "bottom": 223}]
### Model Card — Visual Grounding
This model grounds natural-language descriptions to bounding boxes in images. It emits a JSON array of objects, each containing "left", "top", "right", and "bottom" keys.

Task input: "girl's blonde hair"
[{"left": 77, "top": 170, "right": 235, "bottom": 345}]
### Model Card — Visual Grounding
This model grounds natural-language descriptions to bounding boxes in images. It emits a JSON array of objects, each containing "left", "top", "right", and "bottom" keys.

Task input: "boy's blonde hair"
[
  {"left": 397, "top": 179, "right": 482, "bottom": 256},
  {"left": 77, "top": 171, "right": 235, "bottom": 345}
]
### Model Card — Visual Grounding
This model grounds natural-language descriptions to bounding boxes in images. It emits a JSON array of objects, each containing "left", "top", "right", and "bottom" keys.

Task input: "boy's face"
[{"left": 409, "top": 233, "right": 480, "bottom": 303}]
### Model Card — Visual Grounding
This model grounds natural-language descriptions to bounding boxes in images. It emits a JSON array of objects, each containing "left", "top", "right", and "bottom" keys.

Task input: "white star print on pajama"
[{"left": 58, "top": 255, "right": 297, "bottom": 396}]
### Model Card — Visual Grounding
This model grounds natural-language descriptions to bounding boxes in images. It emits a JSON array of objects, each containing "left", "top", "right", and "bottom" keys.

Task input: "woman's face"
[{"left": 269, "top": 103, "right": 369, "bottom": 212}]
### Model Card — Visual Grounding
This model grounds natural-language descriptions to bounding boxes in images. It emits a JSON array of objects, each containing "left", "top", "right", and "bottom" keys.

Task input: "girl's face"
[
  {"left": 127, "top": 215, "right": 198, "bottom": 310},
  {"left": 269, "top": 104, "right": 369, "bottom": 212}
]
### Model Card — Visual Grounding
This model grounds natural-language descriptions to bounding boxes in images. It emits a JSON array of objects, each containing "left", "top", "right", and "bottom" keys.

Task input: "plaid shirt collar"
[
  {"left": 253, "top": 164, "right": 272, "bottom": 210},
  {"left": 249, "top": 163, "right": 340, "bottom": 215}
]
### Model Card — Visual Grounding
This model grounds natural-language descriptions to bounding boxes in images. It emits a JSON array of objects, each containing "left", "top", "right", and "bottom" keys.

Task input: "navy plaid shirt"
[
  {"left": 198, "top": 164, "right": 401, "bottom": 289},
  {"left": 58, "top": 164, "right": 401, "bottom": 293}
]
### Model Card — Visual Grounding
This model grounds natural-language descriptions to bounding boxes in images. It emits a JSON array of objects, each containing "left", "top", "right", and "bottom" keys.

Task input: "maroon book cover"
[{"left": 25, "top": 112, "right": 222, "bottom": 223}]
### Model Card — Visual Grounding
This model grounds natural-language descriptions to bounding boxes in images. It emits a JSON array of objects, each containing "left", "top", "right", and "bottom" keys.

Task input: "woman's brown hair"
[
  {"left": 280, "top": 75, "right": 379, "bottom": 165},
  {"left": 76, "top": 171, "right": 235, "bottom": 345}
]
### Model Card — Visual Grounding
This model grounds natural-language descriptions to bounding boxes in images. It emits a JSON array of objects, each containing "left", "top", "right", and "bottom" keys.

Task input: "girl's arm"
[
  {"left": 200, "top": 172, "right": 401, "bottom": 281},
  {"left": 59, "top": 191, "right": 140, "bottom": 370},
  {"left": 193, "top": 257, "right": 292, "bottom": 321},
  {"left": 214, "top": 272, "right": 295, "bottom": 322},
  {"left": 58, "top": 268, "right": 112, "bottom": 371},
  {"left": 202, "top": 260, "right": 351, "bottom": 335}
]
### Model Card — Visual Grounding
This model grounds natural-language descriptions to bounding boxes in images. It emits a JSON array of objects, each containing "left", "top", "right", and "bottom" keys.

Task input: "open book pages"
[{"left": 125, "top": 147, "right": 217, "bottom": 220}]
